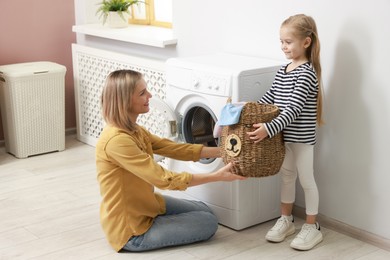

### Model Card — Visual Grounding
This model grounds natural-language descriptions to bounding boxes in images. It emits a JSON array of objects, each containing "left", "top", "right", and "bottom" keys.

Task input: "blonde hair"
[
  {"left": 101, "top": 70, "right": 143, "bottom": 132},
  {"left": 282, "top": 14, "right": 324, "bottom": 125}
]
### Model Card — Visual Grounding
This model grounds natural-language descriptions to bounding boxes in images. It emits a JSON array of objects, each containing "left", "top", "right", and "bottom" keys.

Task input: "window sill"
[{"left": 72, "top": 23, "right": 177, "bottom": 48}]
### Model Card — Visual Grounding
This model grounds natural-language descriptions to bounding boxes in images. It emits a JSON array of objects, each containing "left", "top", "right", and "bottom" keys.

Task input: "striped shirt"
[{"left": 259, "top": 62, "right": 318, "bottom": 145}]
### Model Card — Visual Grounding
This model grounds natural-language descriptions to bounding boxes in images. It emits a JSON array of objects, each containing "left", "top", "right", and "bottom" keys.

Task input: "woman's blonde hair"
[
  {"left": 101, "top": 69, "right": 143, "bottom": 132},
  {"left": 282, "top": 14, "right": 324, "bottom": 125}
]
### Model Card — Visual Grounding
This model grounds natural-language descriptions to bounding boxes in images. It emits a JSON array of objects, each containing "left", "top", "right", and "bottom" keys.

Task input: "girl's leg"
[
  {"left": 280, "top": 143, "right": 299, "bottom": 213},
  {"left": 265, "top": 144, "right": 297, "bottom": 242},
  {"left": 289, "top": 143, "right": 322, "bottom": 250},
  {"left": 122, "top": 196, "right": 218, "bottom": 252},
  {"left": 281, "top": 202, "right": 294, "bottom": 216},
  {"left": 292, "top": 143, "right": 319, "bottom": 223}
]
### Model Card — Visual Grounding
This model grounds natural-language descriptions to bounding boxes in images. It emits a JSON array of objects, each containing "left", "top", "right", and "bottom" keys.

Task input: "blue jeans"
[{"left": 122, "top": 195, "right": 218, "bottom": 252}]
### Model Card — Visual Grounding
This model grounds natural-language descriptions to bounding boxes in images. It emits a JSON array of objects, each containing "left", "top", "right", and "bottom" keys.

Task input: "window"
[{"left": 129, "top": 0, "right": 172, "bottom": 28}]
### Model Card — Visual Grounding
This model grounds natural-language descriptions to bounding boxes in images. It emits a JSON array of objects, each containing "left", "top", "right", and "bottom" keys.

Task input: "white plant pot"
[{"left": 107, "top": 11, "right": 129, "bottom": 28}]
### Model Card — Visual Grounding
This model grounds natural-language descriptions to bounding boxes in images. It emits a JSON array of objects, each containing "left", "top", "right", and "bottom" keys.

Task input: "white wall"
[
  {"left": 174, "top": 0, "right": 390, "bottom": 240},
  {"left": 74, "top": 0, "right": 390, "bottom": 239}
]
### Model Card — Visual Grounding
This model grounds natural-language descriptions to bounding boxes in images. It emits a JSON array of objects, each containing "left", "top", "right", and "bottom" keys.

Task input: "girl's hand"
[{"left": 246, "top": 123, "right": 269, "bottom": 143}]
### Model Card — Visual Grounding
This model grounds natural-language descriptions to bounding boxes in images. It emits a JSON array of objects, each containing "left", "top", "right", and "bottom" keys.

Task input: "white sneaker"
[
  {"left": 290, "top": 223, "right": 323, "bottom": 250},
  {"left": 265, "top": 215, "right": 295, "bottom": 242}
]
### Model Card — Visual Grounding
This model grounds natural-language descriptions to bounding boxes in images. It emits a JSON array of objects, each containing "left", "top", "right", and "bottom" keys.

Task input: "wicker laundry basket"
[{"left": 220, "top": 102, "right": 285, "bottom": 177}]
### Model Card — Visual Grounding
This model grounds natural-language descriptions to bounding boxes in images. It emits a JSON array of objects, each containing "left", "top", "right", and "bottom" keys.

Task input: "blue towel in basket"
[{"left": 218, "top": 102, "right": 246, "bottom": 126}]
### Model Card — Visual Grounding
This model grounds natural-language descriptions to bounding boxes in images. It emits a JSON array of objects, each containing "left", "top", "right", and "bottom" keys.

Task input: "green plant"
[{"left": 96, "top": 0, "right": 144, "bottom": 25}]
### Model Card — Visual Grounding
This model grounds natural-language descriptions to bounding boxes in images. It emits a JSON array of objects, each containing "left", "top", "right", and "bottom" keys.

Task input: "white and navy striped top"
[{"left": 259, "top": 62, "right": 318, "bottom": 145}]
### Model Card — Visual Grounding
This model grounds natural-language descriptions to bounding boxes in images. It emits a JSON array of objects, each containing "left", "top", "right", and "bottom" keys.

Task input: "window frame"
[{"left": 129, "top": 0, "right": 172, "bottom": 28}]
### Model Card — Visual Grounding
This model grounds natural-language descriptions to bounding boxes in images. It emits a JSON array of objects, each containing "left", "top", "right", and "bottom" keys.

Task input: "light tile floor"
[{"left": 0, "top": 136, "right": 389, "bottom": 259}]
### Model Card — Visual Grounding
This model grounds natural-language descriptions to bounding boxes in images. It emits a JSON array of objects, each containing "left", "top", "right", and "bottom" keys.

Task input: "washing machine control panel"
[{"left": 191, "top": 71, "right": 230, "bottom": 97}]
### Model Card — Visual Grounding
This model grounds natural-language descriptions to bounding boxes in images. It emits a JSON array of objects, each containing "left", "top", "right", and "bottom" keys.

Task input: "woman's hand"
[
  {"left": 214, "top": 162, "right": 247, "bottom": 181},
  {"left": 246, "top": 123, "right": 269, "bottom": 143},
  {"left": 189, "top": 162, "right": 246, "bottom": 187}
]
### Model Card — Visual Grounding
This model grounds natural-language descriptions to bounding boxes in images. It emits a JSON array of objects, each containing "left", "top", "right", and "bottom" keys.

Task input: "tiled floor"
[{"left": 0, "top": 136, "right": 389, "bottom": 259}]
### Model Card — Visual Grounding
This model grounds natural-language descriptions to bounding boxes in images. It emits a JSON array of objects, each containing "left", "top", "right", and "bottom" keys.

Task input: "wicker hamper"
[
  {"left": 0, "top": 62, "right": 66, "bottom": 158},
  {"left": 220, "top": 102, "right": 285, "bottom": 177}
]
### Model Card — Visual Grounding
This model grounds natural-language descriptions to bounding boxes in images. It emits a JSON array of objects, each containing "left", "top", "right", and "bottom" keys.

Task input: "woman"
[{"left": 96, "top": 69, "right": 246, "bottom": 252}]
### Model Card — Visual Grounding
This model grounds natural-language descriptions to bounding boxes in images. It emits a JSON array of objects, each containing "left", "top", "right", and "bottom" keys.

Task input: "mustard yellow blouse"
[{"left": 95, "top": 125, "right": 203, "bottom": 251}]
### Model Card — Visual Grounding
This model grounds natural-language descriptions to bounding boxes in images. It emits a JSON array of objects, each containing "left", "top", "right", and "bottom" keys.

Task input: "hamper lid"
[{"left": 0, "top": 61, "right": 66, "bottom": 78}]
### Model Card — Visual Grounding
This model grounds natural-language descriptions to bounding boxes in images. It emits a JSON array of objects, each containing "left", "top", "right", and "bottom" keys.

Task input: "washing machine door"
[
  {"left": 181, "top": 103, "right": 219, "bottom": 165},
  {"left": 136, "top": 97, "right": 178, "bottom": 162}
]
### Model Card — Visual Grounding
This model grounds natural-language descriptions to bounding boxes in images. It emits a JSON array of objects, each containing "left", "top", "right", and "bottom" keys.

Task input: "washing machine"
[{"left": 150, "top": 53, "right": 285, "bottom": 230}]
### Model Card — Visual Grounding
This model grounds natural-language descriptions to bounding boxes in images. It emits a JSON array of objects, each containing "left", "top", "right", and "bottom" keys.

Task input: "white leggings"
[{"left": 280, "top": 143, "right": 319, "bottom": 215}]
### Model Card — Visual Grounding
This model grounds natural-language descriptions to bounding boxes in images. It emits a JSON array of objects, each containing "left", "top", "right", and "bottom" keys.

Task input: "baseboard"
[
  {"left": 65, "top": 127, "right": 77, "bottom": 136},
  {"left": 0, "top": 127, "right": 77, "bottom": 147},
  {"left": 293, "top": 205, "right": 390, "bottom": 252}
]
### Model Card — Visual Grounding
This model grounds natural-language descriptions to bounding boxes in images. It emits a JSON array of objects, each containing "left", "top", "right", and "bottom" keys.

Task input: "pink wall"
[{"left": 0, "top": 0, "right": 76, "bottom": 140}]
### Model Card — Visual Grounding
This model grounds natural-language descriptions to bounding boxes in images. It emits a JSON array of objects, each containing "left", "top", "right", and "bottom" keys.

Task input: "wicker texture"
[{"left": 220, "top": 102, "right": 285, "bottom": 177}]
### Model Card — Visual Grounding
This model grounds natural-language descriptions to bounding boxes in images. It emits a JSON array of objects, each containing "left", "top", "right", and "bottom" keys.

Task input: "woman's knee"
[
  {"left": 193, "top": 211, "right": 219, "bottom": 236},
  {"left": 164, "top": 196, "right": 214, "bottom": 215}
]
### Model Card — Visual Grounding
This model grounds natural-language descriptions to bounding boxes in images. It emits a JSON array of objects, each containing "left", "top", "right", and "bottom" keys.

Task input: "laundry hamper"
[
  {"left": 220, "top": 102, "right": 285, "bottom": 177},
  {"left": 0, "top": 62, "right": 66, "bottom": 158}
]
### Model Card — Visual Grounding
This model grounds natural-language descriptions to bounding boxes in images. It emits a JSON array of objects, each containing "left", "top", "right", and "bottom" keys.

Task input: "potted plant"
[{"left": 96, "top": 0, "right": 144, "bottom": 28}]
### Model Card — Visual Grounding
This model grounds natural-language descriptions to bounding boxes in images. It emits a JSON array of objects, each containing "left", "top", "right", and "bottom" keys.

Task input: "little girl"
[{"left": 247, "top": 14, "right": 324, "bottom": 250}]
